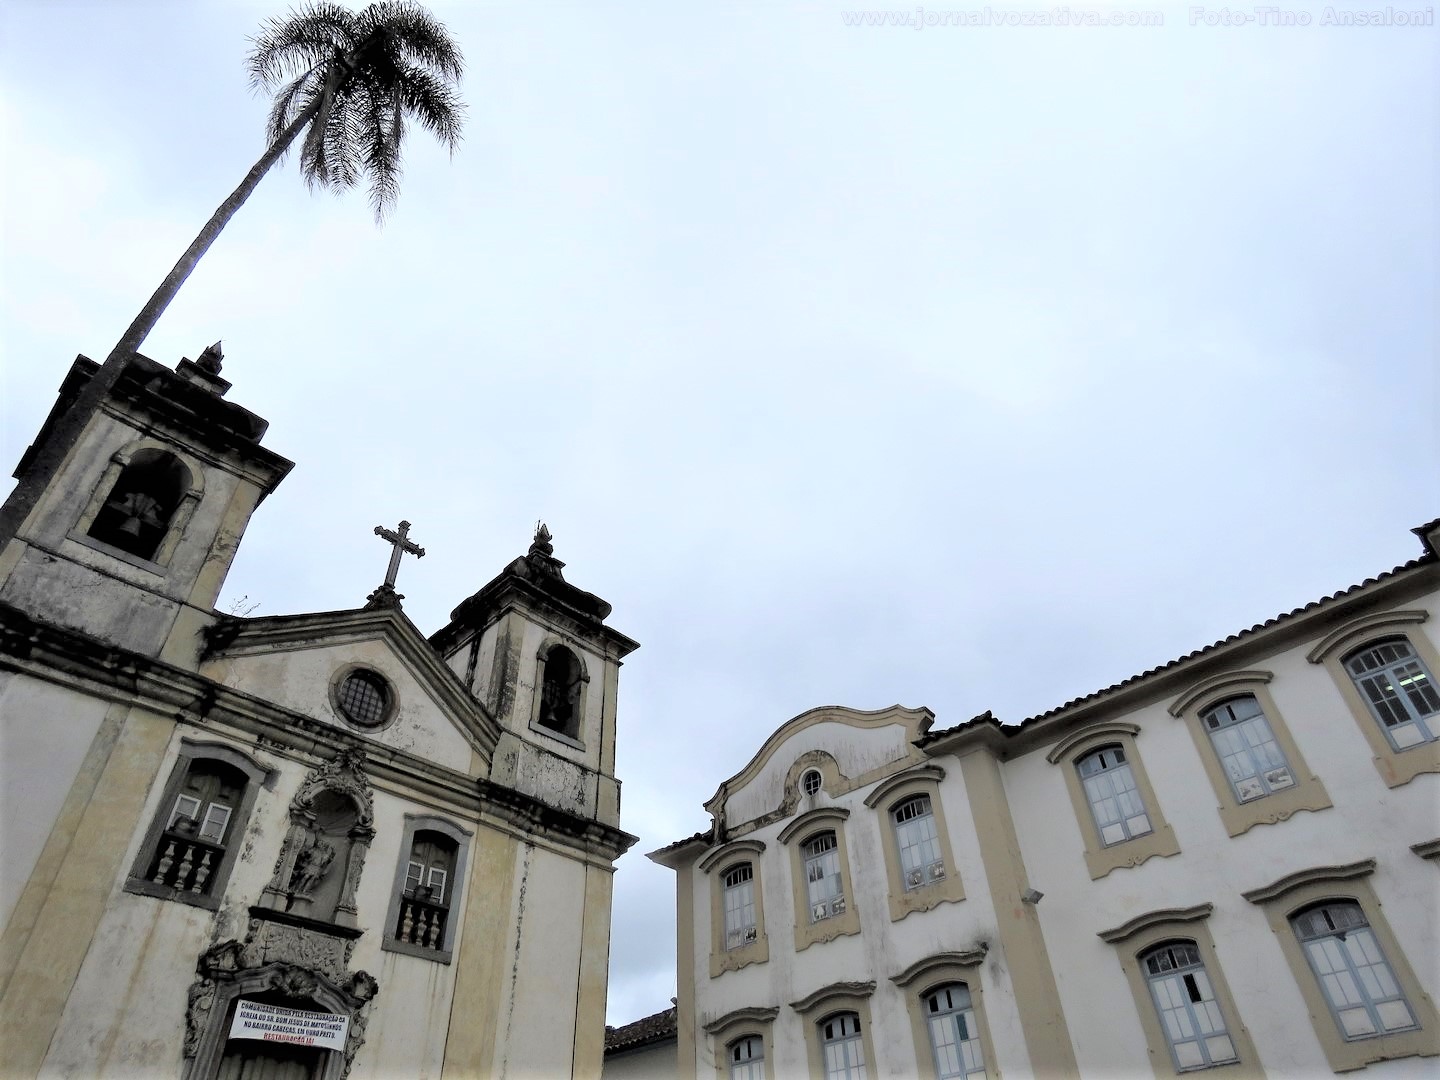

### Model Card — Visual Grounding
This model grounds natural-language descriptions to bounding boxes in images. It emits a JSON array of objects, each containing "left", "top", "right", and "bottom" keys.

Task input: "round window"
[
  {"left": 801, "top": 769, "right": 822, "bottom": 796},
  {"left": 334, "top": 669, "right": 392, "bottom": 729}
]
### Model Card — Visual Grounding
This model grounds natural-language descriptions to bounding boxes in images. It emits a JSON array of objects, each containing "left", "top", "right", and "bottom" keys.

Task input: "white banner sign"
[{"left": 229, "top": 1000, "right": 349, "bottom": 1051}]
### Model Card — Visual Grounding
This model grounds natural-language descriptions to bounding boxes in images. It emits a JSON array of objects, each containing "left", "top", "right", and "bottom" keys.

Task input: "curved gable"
[{"left": 704, "top": 704, "right": 933, "bottom": 832}]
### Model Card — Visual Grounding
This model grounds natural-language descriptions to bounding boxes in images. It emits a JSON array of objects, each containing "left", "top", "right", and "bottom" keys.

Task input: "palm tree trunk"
[{"left": 0, "top": 101, "right": 321, "bottom": 548}]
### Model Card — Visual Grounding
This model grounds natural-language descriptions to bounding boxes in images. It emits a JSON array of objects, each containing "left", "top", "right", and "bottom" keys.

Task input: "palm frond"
[
  {"left": 248, "top": 1, "right": 355, "bottom": 91},
  {"left": 246, "top": 0, "right": 465, "bottom": 221},
  {"left": 393, "top": 64, "right": 464, "bottom": 153}
]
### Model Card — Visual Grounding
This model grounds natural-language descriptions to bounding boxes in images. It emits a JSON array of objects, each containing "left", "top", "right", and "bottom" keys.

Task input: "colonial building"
[
  {"left": 0, "top": 348, "right": 638, "bottom": 1078},
  {"left": 649, "top": 519, "right": 1440, "bottom": 1079}
]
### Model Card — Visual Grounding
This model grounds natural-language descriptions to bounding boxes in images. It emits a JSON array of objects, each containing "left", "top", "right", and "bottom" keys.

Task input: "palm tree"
[{"left": 0, "top": 0, "right": 464, "bottom": 545}]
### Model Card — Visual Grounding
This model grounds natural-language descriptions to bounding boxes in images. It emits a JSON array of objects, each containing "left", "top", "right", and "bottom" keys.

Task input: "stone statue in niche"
[
  {"left": 289, "top": 832, "right": 337, "bottom": 898},
  {"left": 260, "top": 748, "right": 375, "bottom": 928}
]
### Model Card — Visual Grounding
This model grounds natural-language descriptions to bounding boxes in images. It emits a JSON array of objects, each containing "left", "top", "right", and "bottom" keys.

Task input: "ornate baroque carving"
[{"left": 183, "top": 928, "right": 379, "bottom": 1080}]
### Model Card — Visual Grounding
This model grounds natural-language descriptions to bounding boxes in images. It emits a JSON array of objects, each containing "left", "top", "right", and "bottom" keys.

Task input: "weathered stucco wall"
[
  {"left": 0, "top": 673, "right": 109, "bottom": 927},
  {"left": 203, "top": 639, "right": 477, "bottom": 770}
]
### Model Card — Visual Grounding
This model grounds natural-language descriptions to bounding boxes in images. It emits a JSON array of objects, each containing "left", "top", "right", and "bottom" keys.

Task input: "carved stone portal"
[
  {"left": 183, "top": 930, "right": 378, "bottom": 1080},
  {"left": 261, "top": 748, "right": 376, "bottom": 927}
]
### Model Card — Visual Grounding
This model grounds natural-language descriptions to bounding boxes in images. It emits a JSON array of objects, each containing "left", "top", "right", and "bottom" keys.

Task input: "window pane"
[{"left": 199, "top": 804, "right": 231, "bottom": 844}]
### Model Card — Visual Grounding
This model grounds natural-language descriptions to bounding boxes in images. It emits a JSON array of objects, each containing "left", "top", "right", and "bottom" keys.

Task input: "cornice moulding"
[
  {"left": 789, "top": 980, "right": 877, "bottom": 1015},
  {"left": 1242, "top": 859, "right": 1377, "bottom": 905},
  {"left": 1099, "top": 903, "right": 1214, "bottom": 944}
]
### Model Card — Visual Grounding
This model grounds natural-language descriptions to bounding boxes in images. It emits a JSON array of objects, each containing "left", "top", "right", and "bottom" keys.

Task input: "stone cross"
[{"left": 366, "top": 520, "right": 425, "bottom": 609}]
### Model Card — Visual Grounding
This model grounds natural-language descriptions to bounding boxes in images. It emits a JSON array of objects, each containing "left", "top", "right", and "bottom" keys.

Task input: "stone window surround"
[
  {"left": 1242, "top": 859, "right": 1440, "bottom": 1073},
  {"left": 778, "top": 807, "right": 861, "bottom": 952},
  {"left": 891, "top": 949, "right": 996, "bottom": 1080},
  {"left": 862, "top": 765, "right": 965, "bottom": 921},
  {"left": 527, "top": 635, "right": 591, "bottom": 751},
  {"left": 698, "top": 839, "right": 770, "bottom": 977},
  {"left": 1098, "top": 903, "right": 1259, "bottom": 1079},
  {"left": 789, "top": 981, "right": 878, "bottom": 1080},
  {"left": 68, "top": 439, "right": 206, "bottom": 571},
  {"left": 124, "top": 737, "right": 273, "bottom": 911},
  {"left": 703, "top": 1005, "right": 779, "bottom": 1080},
  {"left": 380, "top": 814, "right": 473, "bottom": 964},
  {"left": 1306, "top": 610, "right": 1440, "bottom": 788},
  {"left": 1168, "top": 670, "right": 1332, "bottom": 837},
  {"left": 1047, "top": 722, "right": 1180, "bottom": 880},
  {"left": 328, "top": 664, "right": 400, "bottom": 733}
]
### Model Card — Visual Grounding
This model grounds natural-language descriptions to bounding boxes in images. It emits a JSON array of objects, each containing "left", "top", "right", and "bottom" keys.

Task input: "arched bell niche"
[{"left": 75, "top": 441, "right": 204, "bottom": 564}]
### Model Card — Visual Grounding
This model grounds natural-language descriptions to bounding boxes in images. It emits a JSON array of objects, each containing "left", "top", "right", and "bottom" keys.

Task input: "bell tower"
[
  {"left": 429, "top": 525, "right": 638, "bottom": 828},
  {"left": 0, "top": 346, "right": 292, "bottom": 665}
]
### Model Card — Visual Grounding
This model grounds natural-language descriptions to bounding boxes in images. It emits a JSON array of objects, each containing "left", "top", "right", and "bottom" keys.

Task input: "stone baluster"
[
  {"left": 400, "top": 902, "right": 414, "bottom": 943},
  {"left": 176, "top": 843, "right": 195, "bottom": 888},
  {"left": 192, "top": 850, "right": 213, "bottom": 893},
  {"left": 426, "top": 911, "right": 442, "bottom": 948},
  {"left": 153, "top": 841, "right": 177, "bottom": 884}
]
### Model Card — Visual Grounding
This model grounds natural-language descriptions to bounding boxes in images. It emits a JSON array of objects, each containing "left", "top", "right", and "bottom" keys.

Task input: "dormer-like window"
[
  {"left": 538, "top": 644, "right": 583, "bottom": 740},
  {"left": 87, "top": 448, "right": 190, "bottom": 561}
]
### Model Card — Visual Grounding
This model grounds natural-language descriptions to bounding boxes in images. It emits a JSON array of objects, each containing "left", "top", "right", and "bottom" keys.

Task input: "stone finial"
[
  {"left": 197, "top": 341, "right": 224, "bottom": 374},
  {"left": 530, "top": 521, "right": 555, "bottom": 558}
]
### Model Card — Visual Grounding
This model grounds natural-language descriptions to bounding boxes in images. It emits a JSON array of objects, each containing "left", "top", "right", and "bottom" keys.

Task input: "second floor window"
[
  {"left": 728, "top": 1035, "right": 764, "bottom": 1080},
  {"left": 1077, "top": 746, "right": 1152, "bottom": 846},
  {"left": 1142, "top": 942, "right": 1239, "bottom": 1071},
  {"left": 820, "top": 1012, "right": 867, "bottom": 1080},
  {"left": 1201, "top": 695, "right": 1295, "bottom": 802},
  {"left": 893, "top": 795, "right": 945, "bottom": 890},
  {"left": 147, "top": 760, "right": 243, "bottom": 894},
  {"left": 1292, "top": 901, "right": 1417, "bottom": 1040},
  {"left": 395, "top": 832, "right": 456, "bottom": 951},
  {"left": 805, "top": 832, "right": 846, "bottom": 922},
  {"left": 925, "top": 983, "right": 988, "bottom": 1079},
  {"left": 1345, "top": 639, "right": 1439, "bottom": 751},
  {"left": 723, "top": 864, "right": 757, "bottom": 949}
]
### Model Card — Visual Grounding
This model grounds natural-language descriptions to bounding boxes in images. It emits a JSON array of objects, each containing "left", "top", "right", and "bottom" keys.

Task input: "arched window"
[
  {"left": 819, "top": 1012, "right": 866, "bottom": 1080},
  {"left": 1140, "top": 940, "right": 1239, "bottom": 1070},
  {"left": 537, "top": 644, "right": 583, "bottom": 739},
  {"left": 1077, "top": 745, "right": 1152, "bottom": 847},
  {"left": 1344, "top": 639, "right": 1439, "bottom": 751},
  {"left": 722, "top": 863, "right": 757, "bottom": 950},
  {"left": 87, "top": 448, "right": 191, "bottom": 560},
  {"left": 923, "top": 982, "right": 988, "bottom": 1079},
  {"left": 727, "top": 1034, "right": 764, "bottom": 1080},
  {"left": 147, "top": 759, "right": 245, "bottom": 893},
  {"left": 804, "top": 831, "right": 845, "bottom": 923},
  {"left": 126, "top": 741, "right": 269, "bottom": 911},
  {"left": 892, "top": 795, "right": 944, "bottom": 890},
  {"left": 1200, "top": 694, "right": 1295, "bottom": 802},
  {"left": 1291, "top": 901, "right": 1417, "bottom": 1040},
  {"left": 395, "top": 830, "right": 458, "bottom": 952}
]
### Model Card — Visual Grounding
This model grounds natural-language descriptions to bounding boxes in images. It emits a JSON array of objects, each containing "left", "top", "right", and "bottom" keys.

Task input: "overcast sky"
[{"left": 2, "top": 0, "right": 1437, "bottom": 1027}]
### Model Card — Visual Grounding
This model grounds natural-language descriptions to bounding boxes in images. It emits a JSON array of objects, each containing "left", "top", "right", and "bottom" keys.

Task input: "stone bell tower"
[
  {"left": 429, "top": 525, "right": 638, "bottom": 828},
  {"left": 0, "top": 346, "right": 292, "bottom": 664}
]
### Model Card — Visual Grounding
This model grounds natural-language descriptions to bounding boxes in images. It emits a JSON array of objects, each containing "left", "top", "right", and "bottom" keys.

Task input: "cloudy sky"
[{"left": 2, "top": 0, "right": 1436, "bottom": 1026}]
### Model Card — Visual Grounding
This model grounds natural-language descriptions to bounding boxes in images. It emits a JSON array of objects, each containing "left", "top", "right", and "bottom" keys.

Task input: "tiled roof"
[
  {"left": 920, "top": 552, "right": 1436, "bottom": 747},
  {"left": 605, "top": 1006, "right": 678, "bottom": 1054},
  {"left": 648, "top": 828, "right": 712, "bottom": 857}
]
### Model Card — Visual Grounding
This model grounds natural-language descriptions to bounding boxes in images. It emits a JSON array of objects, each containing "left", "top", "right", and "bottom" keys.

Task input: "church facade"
[
  {"left": 0, "top": 349, "right": 638, "bottom": 1078},
  {"left": 650, "top": 520, "right": 1440, "bottom": 1079}
]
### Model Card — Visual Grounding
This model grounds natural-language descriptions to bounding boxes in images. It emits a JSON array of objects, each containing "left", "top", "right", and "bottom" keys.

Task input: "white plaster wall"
[
  {"left": 204, "top": 639, "right": 476, "bottom": 770},
  {"left": 603, "top": 1039, "right": 677, "bottom": 1080},
  {"left": 693, "top": 760, "right": 1033, "bottom": 1080},
  {"left": 1004, "top": 588, "right": 1440, "bottom": 1079},
  {"left": 725, "top": 719, "right": 912, "bottom": 827},
  {"left": 0, "top": 673, "right": 109, "bottom": 928},
  {"left": 498, "top": 842, "right": 588, "bottom": 1080}
]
